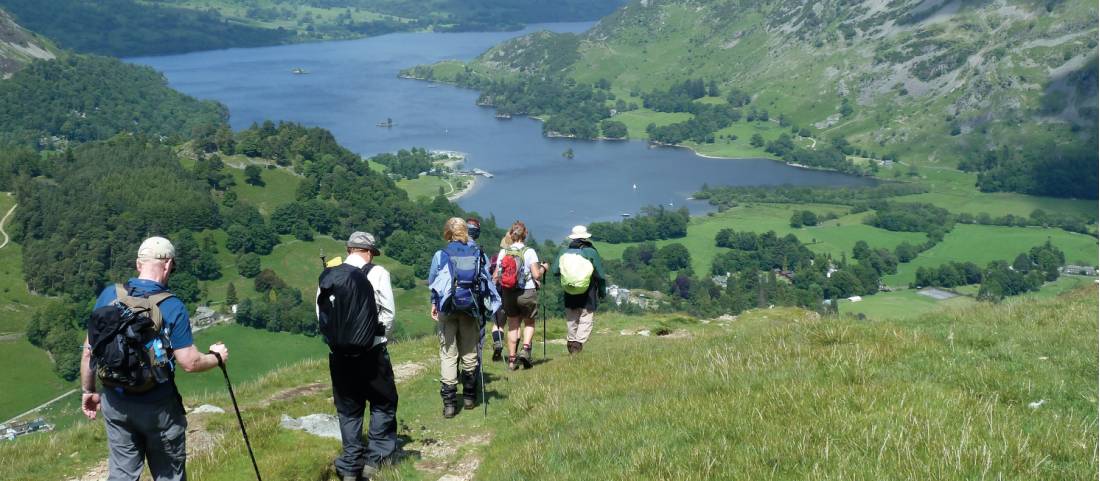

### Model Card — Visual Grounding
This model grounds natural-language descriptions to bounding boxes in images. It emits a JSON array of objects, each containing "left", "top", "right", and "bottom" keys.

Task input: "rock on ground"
[{"left": 280, "top": 413, "right": 341, "bottom": 440}]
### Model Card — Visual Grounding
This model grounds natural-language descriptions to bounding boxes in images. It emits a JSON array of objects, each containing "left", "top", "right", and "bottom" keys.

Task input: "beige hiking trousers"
[
  {"left": 565, "top": 307, "right": 595, "bottom": 344},
  {"left": 438, "top": 311, "right": 480, "bottom": 385}
]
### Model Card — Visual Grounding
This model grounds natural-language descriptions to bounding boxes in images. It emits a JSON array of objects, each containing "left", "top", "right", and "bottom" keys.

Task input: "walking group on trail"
[{"left": 78, "top": 218, "right": 606, "bottom": 480}]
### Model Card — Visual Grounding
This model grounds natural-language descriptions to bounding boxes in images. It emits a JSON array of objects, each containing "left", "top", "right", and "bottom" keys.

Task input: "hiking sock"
[{"left": 492, "top": 331, "right": 503, "bottom": 344}]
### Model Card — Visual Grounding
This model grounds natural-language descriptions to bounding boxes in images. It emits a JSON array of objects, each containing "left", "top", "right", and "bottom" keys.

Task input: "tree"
[
  {"left": 226, "top": 282, "right": 238, "bottom": 306},
  {"left": 238, "top": 253, "right": 262, "bottom": 278},
  {"left": 789, "top": 211, "right": 803, "bottom": 228},
  {"left": 750, "top": 133, "right": 765, "bottom": 148},
  {"left": 244, "top": 164, "right": 264, "bottom": 186},
  {"left": 800, "top": 210, "right": 818, "bottom": 227},
  {"left": 254, "top": 269, "right": 287, "bottom": 293},
  {"left": 852, "top": 241, "right": 871, "bottom": 260}
]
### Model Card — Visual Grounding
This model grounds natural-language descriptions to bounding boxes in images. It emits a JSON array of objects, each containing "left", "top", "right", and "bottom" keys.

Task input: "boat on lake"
[
  {"left": 291, "top": 67, "right": 308, "bottom": 74},
  {"left": 376, "top": 118, "right": 394, "bottom": 128},
  {"left": 495, "top": 112, "right": 512, "bottom": 120}
]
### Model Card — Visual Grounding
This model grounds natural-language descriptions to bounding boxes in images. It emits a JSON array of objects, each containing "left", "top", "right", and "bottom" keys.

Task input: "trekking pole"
[{"left": 211, "top": 351, "right": 263, "bottom": 481}]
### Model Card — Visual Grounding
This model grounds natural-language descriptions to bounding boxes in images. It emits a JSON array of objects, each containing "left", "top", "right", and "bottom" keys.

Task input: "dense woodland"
[
  {"left": 588, "top": 206, "right": 689, "bottom": 243},
  {"left": 370, "top": 148, "right": 435, "bottom": 180},
  {"left": 0, "top": 0, "right": 622, "bottom": 56},
  {"left": 0, "top": 0, "right": 293, "bottom": 56},
  {"left": 0, "top": 55, "right": 227, "bottom": 146}
]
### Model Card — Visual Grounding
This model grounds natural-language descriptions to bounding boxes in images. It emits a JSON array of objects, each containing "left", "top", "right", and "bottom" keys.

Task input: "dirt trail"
[{"left": 0, "top": 202, "right": 16, "bottom": 249}]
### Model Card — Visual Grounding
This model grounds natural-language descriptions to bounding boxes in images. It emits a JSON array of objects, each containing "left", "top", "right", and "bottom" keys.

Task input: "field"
[
  {"left": 887, "top": 163, "right": 1098, "bottom": 221},
  {"left": 222, "top": 158, "right": 305, "bottom": 217},
  {"left": 179, "top": 323, "right": 329, "bottom": 398},
  {"left": 0, "top": 337, "right": 71, "bottom": 423},
  {"left": 883, "top": 224, "right": 1098, "bottom": 287},
  {"left": 839, "top": 288, "right": 977, "bottom": 320},
  {"left": 599, "top": 204, "right": 926, "bottom": 277},
  {"left": 0, "top": 193, "right": 53, "bottom": 334},
  {"left": 3, "top": 287, "right": 1094, "bottom": 480}
]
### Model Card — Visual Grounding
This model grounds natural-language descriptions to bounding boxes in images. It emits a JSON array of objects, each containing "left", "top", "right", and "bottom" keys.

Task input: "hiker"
[
  {"left": 80, "top": 236, "right": 230, "bottom": 481},
  {"left": 428, "top": 217, "right": 500, "bottom": 418},
  {"left": 494, "top": 221, "right": 547, "bottom": 370},
  {"left": 466, "top": 217, "right": 507, "bottom": 362},
  {"left": 553, "top": 225, "right": 607, "bottom": 354},
  {"left": 316, "top": 232, "right": 399, "bottom": 481}
]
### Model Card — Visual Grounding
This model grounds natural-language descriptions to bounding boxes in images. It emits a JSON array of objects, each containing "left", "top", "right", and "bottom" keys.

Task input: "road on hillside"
[{"left": 0, "top": 202, "right": 16, "bottom": 249}]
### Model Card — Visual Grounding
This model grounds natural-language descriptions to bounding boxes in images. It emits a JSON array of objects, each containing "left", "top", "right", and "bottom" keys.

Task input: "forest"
[
  {"left": 588, "top": 206, "right": 690, "bottom": 243},
  {"left": 0, "top": 55, "right": 227, "bottom": 146},
  {"left": 0, "top": 0, "right": 293, "bottom": 56},
  {"left": 0, "top": 0, "right": 622, "bottom": 57}
]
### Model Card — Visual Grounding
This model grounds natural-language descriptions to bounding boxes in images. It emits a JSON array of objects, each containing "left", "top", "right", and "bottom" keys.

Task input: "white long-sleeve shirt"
[{"left": 316, "top": 254, "right": 396, "bottom": 347}]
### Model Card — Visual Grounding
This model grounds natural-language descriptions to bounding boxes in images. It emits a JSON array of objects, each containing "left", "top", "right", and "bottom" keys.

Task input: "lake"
[{"left": 130, "top": 22, "right": 873, "bottom": 240}]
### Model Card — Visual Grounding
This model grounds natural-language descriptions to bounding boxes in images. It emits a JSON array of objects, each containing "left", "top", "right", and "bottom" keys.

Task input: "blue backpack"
[{"left": 441, "top": 242, "right": 482, "bottom": 314}]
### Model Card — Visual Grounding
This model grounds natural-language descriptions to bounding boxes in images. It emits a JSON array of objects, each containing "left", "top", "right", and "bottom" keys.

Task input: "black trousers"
[{"left": 329, "top": 345, "right": 399, "bottom": 476}]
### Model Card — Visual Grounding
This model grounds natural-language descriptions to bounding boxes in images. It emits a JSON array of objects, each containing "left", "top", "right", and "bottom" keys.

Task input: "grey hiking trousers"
[{"left": 101, "top": 389, "right": 187, "bottom": 481}]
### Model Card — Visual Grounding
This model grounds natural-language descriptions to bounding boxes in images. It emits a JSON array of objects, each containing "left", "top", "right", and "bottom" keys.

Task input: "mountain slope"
[
  {"left": 445, "top": 0, "right": 1097, "bottom": 196},
  {"left": 0, "top": 8, "right": 53, "bottom": 78},
  {"left": 1, "top": 287, "right": 1094, "bottom": 480}
]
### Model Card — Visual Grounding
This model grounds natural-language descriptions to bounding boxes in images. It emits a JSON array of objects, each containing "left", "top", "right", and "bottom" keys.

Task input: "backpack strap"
[
  {"left": 114, "top": 283, "right": 175, "bottom": 332},
  {"left": 362, "top": 263, "right": 375, "bottom": 277}
]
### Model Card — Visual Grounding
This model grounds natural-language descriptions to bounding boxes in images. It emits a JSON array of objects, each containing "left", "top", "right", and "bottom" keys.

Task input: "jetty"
[{"left": 456, "top": 168, "right": 494, "bottom": 179}]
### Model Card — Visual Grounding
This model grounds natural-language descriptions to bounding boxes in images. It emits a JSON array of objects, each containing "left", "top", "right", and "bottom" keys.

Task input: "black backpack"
[
  {"left": 87, "top": 284, "right": 175, "bottom": 393},
  {"left": 317, "top": 264, "right": 379, "bottom": 353}
]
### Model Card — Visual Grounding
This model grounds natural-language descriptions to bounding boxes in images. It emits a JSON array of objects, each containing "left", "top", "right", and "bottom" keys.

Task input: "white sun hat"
[{"left": 568, "top": 225, "right": 592, "bottom": 240}]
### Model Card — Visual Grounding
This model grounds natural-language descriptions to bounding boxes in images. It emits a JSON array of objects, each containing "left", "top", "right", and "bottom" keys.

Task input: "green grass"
[
  {"left": 0, "top": 193, "right": 53, "bottom": 334},
  {"left": 0, "top": 338, "right": 72, "bottom": 422},
  {"left": 839, "top": 288, "right": 977, "bottom": 320},
  {"left": 178, "top": 323, "right": 328, "bottom": 398},
  {"left": 884, "top": 164, "right": 1098, "bottom": 220},
  {"left": 223, "top": 158, "right": 304, "bottom": 217},
  {"left": 474, "top": 288, "right": 1098, "bottom": 480},
  {"left": 397, "top": 174, "right": 451, "bottom": 201},
  {"left": 599, "top": 204, "right": 925, "bottom": 276},
  {"left": 3, "top": 288, "right": 1096, "bottom": 480},
  {"left": 884, "top": 224, "right": 1098, "bottom": 287}
]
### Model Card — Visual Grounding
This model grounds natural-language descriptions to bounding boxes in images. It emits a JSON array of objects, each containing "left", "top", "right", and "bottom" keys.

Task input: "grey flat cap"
[{"left": 347, "top": 231, "right": 381, "bottom": 255}]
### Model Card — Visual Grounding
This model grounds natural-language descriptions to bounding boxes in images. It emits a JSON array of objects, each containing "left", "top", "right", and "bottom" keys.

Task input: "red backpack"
[{"left": 499, "top": 247, "right": 528, "bottom": 290}]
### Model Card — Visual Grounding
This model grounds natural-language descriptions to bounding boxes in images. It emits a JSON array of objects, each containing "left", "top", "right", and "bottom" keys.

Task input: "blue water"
[{"left": 130, "top": 22, "right": 872, "bottom": 240}]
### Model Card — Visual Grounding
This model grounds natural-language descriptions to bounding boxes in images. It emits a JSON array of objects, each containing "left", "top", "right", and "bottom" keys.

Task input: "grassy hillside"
[
  {"left": 419, "top": 0, "right": 1097, "bottom": 197},
  {"left": 2, "top": 286, "right": 1094, "bottom": 480}
]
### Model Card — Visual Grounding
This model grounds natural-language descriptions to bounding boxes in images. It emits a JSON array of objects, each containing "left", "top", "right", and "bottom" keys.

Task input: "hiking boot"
[
  {"left": 566, "top": 341, "right": 578, "bottom": 354},
  {"left": 342, "top": 475, "right": 360, "bottom": 481},
  {"left": 507, "top": 355, "right": 519, "bottom": 371},
  {"left": 517, "top": 345, "right": 533, "bottom": 369},
  {"left": 361, "top": 463, "right": 380, "bottom": 480},
  {"left": 574, "top": 342, "right": 584, "bottom": 354},
  {"left": 491, "top": 340, "right": 503, "bottom": 362},
  {"left": 440, "top": 383, "right": 458, "bottom": 419},
  {"left": 460, "top": 370, "right": 478, "bottom": 410}
]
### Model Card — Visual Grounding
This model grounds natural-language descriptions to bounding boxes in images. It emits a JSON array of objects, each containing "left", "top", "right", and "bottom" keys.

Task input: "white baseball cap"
[{"left": 137, "top": 236, "right": 175, "bottom": 261}]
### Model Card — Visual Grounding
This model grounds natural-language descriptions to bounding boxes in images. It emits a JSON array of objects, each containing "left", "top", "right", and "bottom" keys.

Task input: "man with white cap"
[
  {"left": 317, "top": 231, "right": 398, "bottom": 481},
  {"left": 80, "top": 236, "right": 229, "bottom": 481},
  {"left": 552, "top": 225, "right": 607, "bottom": 354}
]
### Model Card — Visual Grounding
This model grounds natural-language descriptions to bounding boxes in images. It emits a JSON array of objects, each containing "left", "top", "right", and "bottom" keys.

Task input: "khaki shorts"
[{"left": 501, "top": 288, "right": 538, "bottom": 319}]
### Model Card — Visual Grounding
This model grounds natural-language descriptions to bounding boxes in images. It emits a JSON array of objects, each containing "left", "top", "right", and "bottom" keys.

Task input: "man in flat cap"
[{"left": 317, "top": 232, "right": 398, "bottom": 481}]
